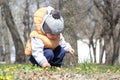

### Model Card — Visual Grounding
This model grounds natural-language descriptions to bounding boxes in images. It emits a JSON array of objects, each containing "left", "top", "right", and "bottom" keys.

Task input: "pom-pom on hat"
[{"left": 43, "top": 10, "right": 64, "bottom": 34}]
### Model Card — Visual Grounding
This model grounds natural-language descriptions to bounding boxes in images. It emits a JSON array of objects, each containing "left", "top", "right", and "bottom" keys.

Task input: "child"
[{"left": 29, "top": 6, "right": 75, "bottom": 67}]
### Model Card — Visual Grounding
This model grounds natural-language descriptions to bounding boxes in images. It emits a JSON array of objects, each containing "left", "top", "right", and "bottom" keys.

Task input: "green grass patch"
[{"left": 0, "top": 63, "right": 120, "bottom": 80}]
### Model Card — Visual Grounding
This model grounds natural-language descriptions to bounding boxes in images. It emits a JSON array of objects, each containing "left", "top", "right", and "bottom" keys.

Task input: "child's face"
[{"left": 46, "top": 33, "right": 59, "bottom": 40}]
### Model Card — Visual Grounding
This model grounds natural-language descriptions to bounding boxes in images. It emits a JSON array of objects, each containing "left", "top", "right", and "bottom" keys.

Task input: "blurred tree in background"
[{"left": 0, "top": 0, "right": 119, "bottom": 66}]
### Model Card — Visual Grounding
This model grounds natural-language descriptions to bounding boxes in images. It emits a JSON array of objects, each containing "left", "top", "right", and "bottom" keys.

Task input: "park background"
[{"left": 0, "top": 0, "right": 120, "bottom": 67}]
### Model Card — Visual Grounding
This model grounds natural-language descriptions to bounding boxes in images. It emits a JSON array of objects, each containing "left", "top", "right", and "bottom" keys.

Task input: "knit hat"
[{"left": 43, "top": 10, "right": 64, "bottom": 34}]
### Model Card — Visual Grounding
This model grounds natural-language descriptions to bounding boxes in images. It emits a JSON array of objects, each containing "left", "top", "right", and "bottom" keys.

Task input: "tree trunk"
[
  {"left": 23, "top": 0, "right": 31, "bottom": 44},
  {"left": 0, "top": 19, "right": 4, "bottom": 62},
  {"left": 93, "top": 0, "right": 120, "bottom": 65},
  {"left": 23, "top": 0, "right": 32, "bottom": 63},
  {"left": 62, "top": 27, "right": 78, "bottom": 67},
  {"left": 59, "top": 0, "right": 78, "bottom": 67},
  {"left": 112, "top": 29, "right": 120, "bottom": 65},
  {"left": 103, "top": 18, "right": 113, "bottom": 65},
  {"left": 2, "top": 1, "right": 25, "bottom": 63},
  {"left": 99, "top": 38, "right": 105, "bottom": 64},
  {"left": 104, "top": 35, "right": 113, "bottom": 65},
  {"left": 3, "top": 26, "right": 11, "bottom": 64},
  {"left": 1, "top": 7, "right": 11, "bottom": 63}
]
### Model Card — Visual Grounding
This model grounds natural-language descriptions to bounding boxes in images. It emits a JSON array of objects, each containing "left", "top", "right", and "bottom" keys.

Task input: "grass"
[{"left": 0, "top": 63, "right": 120, "bottom": 80}]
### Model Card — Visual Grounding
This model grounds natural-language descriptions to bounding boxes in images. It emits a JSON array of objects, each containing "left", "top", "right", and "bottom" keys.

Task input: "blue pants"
[{"left": 29, "top": 46, "right": 66, "bottom": 67}]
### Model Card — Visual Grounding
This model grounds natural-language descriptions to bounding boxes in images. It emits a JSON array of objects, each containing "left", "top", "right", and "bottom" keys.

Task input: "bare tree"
[
  {"left": 0, "top": 31, "right": 5, "bottom": 62},
  {"left": 1, "top": 6, "right": 11, "bottom": 63},
  {"left": 23, "top": 0, "right": 31, "bottom": 45},
  {"left": 93, "top": 0, "right": 120, "bottom": 65},
  {"left": 2, "top": 0, "right": 26, "bottom": 63},
  {"left": 59, "top": 0, "right": 79, "bottom": 67}
]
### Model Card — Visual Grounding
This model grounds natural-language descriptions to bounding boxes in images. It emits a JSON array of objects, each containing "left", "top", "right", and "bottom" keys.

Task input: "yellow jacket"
[{"left": 25, "top": 7, "right": 60, "bottom": 56}]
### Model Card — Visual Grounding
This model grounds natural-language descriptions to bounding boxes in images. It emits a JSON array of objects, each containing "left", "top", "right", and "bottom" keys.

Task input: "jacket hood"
[{"left": 34, "top": 6, "right": 54, "bottom": 34}]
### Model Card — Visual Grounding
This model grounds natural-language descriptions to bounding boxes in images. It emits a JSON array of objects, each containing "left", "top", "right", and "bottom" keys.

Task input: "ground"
[
  {"left": 15, "top": 71, "right": 120, "bottom": 80},
  {"left": 0, "top": 64, "right": 120, "bottom": 80}
]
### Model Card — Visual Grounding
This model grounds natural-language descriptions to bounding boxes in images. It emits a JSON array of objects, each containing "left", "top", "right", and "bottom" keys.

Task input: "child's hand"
[
  {"left": 68, "top": 48, "right": 75, "bottom": 55},
  {"left": 42, "top": 62, "right": 51, "bottom": 67}
]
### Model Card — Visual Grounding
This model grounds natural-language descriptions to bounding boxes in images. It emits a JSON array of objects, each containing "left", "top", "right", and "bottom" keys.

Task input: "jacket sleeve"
[
  {"left": 59, "top": 33, "right": 72, "bottom": 52},
  {"left": 31, "top": 37, "right": 47, "bottom": 66}
]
